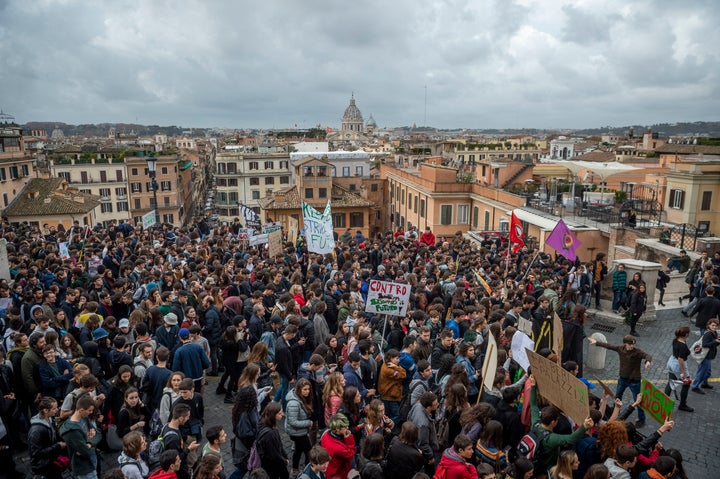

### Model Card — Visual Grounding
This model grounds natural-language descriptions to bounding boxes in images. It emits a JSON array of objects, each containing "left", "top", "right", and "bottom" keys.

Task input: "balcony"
[
  {"left": 117, "top": 194, "right": 127, "bottom": 200},
  {"left": 100, "top": 196, "right": 111, "bottom": 202}
]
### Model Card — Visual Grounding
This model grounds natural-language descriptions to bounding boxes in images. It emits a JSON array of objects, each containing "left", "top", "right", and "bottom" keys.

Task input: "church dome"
[
  {"left": 343, "top": 95, "right": 363, "bottom": 123},
  {"left": 366, "top": 115, "right": 377, "bottom": 128}
]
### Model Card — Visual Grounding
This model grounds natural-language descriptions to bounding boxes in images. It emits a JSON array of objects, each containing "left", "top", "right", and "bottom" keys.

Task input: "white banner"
[
  {"left": 249, "top": 233, "right": 268, "bottom": 246},
  {"left": 59, "top": 241, "right": 71, "bottom": 261},
  {"left": 262, "top": 222, "right": 282, "bottom": 234},
  {"left": 142, "top": 211, "right": 157, "bottom": 229},
  {"left": 302, "top": 201, "right": 335, "bottom": 254},
  {"left": 364, "top": 280, "right": 411, "bottom": 317},
  {"left": 510, "top": 331, "right": 534, "bottom": 371}
]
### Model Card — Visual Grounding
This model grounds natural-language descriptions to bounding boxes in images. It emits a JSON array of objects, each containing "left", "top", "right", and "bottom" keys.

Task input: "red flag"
[
  {"left": 326, "top": 126, "right": 333, "bottom": 133},
  {"left": 510, "top": 212, "right": 525, "bottom": 253}
]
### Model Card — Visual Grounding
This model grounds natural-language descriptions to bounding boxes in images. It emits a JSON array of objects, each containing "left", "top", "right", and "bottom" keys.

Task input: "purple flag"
[{"left": 545, "top": 219, "right": 581, "bottom": 261}]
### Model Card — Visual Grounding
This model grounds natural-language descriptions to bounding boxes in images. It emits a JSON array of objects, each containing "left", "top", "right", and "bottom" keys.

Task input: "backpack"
[
  {"left": 147, "top": 425, "right": 180, "bottom": 469},
  {"left": 247, "top": 428, "right": 271, "bottom": 471},
  {"left": 398, "top": 381, "right": 427, "bottom": 422},
  {"left": 517, "top": 424, "right": 551, "bottom": 472},
  {"left": 690, "top": 337, "right": 710, "bottom": 363},
  {"left": 121, "top": 461, "right": 147, "bottom": 479}
]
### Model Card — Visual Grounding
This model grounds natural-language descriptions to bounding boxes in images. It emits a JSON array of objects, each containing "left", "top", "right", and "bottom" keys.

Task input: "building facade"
[{"left": 0, "top": 118, "right": 35, "bottom": 215}]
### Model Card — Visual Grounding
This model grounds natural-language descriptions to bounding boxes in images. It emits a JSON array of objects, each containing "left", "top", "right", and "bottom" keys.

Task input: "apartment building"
[
  {"left": 214, "top": 151, "right": 291, "bottom": 221},
  {"left": 126, "top": 154, "right": 186, "bottom": 226},
  {"left": 0, "top": 119, "right": 35, "bottom": 214}
]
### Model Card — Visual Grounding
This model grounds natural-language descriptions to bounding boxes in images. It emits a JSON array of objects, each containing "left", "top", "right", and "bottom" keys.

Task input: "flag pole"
[{"left": 523, "top": 249, "right": 542, "bottom": 280}]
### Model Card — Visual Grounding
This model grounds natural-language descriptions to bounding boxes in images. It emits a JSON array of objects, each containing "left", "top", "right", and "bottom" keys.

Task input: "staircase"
[{"left": 501, "top": 163, "right": 532, "bottom": 189}]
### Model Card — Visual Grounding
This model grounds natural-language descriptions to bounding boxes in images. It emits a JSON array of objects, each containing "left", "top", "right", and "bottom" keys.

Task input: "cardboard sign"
[
  {"left": 364, "top": 280, "right": 411, "bottom": 317},
  {"left": 237, "top": 228, "right": 253, "bottom": 240},
  {"left": 553, "top": 313, "right": 564, "bottom": 364},
  {"left": 249, "top": 234, "right": 268, "bottom": 246},
  {"left": 510, "top": 331, "right": 534, "bottom": 371},
  {"left": 482, "top": 331, "right": 498, "bottom": 392},
  {"left": 518, "top": 317, "right": 533, "bottom": 337},
  {"left": 641, "top": 379, "right": 674, "bottom": 424},
  {"left": 288, "top": 216, "right": 299, "bottom": 246},
  {"left": 302, "top": 201, "right": 335, "bottom": 254},
  {"left": 595, "top": 378, "right": 615, "bottom": 399},
  {"left": 268, "top": 230, "right": 283, "bottom": 258},
  {"left": 526, "top": 348, "right": 590, "bottom": 426},
  {"left": 142, "top": 210, "right": 157, "bottom": 229},
  {"left": 262, "top": 222, "right": 282, "bottom": 234}
]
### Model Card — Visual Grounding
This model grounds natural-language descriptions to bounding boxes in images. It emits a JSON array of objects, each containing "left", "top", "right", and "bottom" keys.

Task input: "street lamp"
[{"left": 146, "top": 154, "right": 160, "bottom": 226}]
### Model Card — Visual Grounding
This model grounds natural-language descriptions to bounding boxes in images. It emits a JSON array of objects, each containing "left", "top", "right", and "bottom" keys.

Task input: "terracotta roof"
[
  {"left": 260, "top": 183, "right": 375, "bottom": 210},
  {"left": 4, "top": 178, "right": 100, "bottom": 217},
  {"left": 573, "top": 150, "right": 616, "bottom": 162},
  {"left": 655, "top": 144, "right": 720, "bottom": 155}
]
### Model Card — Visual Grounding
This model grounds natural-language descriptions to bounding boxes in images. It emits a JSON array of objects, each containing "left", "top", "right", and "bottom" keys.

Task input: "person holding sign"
[{"left": 588, "top": 335, "right": 652, "bottom": 428}]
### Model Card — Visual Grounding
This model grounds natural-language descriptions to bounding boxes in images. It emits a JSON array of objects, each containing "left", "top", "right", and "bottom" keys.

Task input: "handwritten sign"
[
  {"left": 262, "top": 222, "right": 282, "bottom": 234},
  {"left": 482, "top": 331, "right": 498, "bottom": 392},
  {"left": 142, "top": 210, "right": 157, "bottom": 229},
  {"left": 59, "top": 241, "right": 71, "bottom": 261},
  {"left": 553, "top": 313, "right": 563, "bottom": 364},
  {"left": 268, "top": 230, "right": 283, "bottom": 258},
  {"left": 527, "top": 348, "right": 590, "bottom": 426},
  {"left": 510, "top": 331, "right": 534, "bottom": 371},
  {"left": 365, "top": 280, "right": 411, "bottom": 317},
  {"left": 237, "top": 228, "right": 253, "bottom": 240},
  {"left": 302, "top": 201, "right": 335, "bottom": 254},
  {"left": 518, "top": 317, "right": 533, "bottom": 336},
  {"left": 641, "top": 379, "right": 674, "bottom": 424},
  {"left": 249, "top": 233, "right": 268, "bottom": 246}
]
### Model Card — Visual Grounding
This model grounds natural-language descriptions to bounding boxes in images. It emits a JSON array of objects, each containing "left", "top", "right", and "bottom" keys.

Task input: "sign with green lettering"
[{"left": 641, "top": 379, "right": 674, "bottom": 424}]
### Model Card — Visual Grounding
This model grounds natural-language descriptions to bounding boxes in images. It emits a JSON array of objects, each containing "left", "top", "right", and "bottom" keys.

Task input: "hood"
[
  {"left": 118, "top": 452, "right": 136, "bottom": 466},
  {"left": 82, "top": 341, "right": 99, "bottom": 357},
  {"left": 6, "top": 345, "right": 28, "bottom": 359},
  {"left": 30, "top": 414, "right": 53, "bottom": 428},
  {"left": 443, "top": 446, "right": 464, "bottom": 463},
  {"left": 285, "top": 388, "right": 300, "bottom": 403}
]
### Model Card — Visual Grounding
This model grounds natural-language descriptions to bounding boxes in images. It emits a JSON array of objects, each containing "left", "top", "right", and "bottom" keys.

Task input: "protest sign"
[
  {"left": 553, "top": 313, "right": 563, "bottom": 364},
  {"left": 641, "top": 379, "right": 674, "bottom": 424},
  {"left": 518, "top": 317, "right": 533, "bottom": 337},
  {"left": 142, "top": 211, "right": 156, "bottom": 229},
  {"left": 595, "top": 378, "right": 615, "bottom": 399},
  {"left": 510, "top": 331, "right": 534, "bottom": 371},
  {"left": 249, "top": 234, "right": 268, "bottom": 246},
  {"left": 262, "top": 222, "right": 282, "bottom": 234},
  {"left": 288, "top": 216, "right": 299, "bottom": 246},
  {"left": 59, "top": 241, "right": 71, "bottom": 261},
  {"left": 482, "top": 331, "right": 498, "bottom": 393},
  {"left": 237, "top": 228, "right": 252, "bottom": 241},
  {"left": 267, "top": 230, "right": 283, "bottom": 258},
  {"left": 526, "top": 349, "right": 590, "bottom": 426},
  {"left": 365, "top": 280, "right": 411, "bottom": 317},
  {"left": 302, "top": 201, "right": 335, "bottom": 254}
]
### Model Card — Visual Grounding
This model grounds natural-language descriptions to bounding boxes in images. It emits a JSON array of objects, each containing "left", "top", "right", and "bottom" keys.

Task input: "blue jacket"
[
  {"left": 456, "top": 355, "right": 478, "bottom": 396},
  {"left": 173, "top": 342, "right": 210, "bottom": 380},
  {"left": 342, "top": 362, "right": 368, "bottom": 398},
  {"left": 202, "top": 306, "right": 222, "bottom": 346},
  {"left": 446, "top": 319, "right": 460, "bottom": 339},
  {"left": 155, "top": 324, "right": 179, "bottom": 350},
  {"left": 399, "top": 351, "right": 417, "bottom": 379},
  {"left": 38, "top": 356, "right": 73, "bottom": 400}
]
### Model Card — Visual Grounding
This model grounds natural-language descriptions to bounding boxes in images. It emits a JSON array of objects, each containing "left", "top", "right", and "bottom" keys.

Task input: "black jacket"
[
  {"left": 28, "top": 415, "right": 63, "bottom": 474},
  {"left": 383, "top": 436, "right": 425, "bottom": 479},
  {"left": 202, "top": 306, "right": 223, "bottom": 346},
  {"left": 693, "top": 296, "right": 720, "bottom": 329},
  {"left": 275, "top": 337, "right": 294, "bottom": 379}
]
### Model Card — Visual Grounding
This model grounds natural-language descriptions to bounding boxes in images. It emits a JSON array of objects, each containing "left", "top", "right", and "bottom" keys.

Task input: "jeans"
[
  {"left": 581, "top": 293, "right": 591, "bottom": 308},
  {"left": 612, "top": 291, "right": 626, "bottom": 311},
  {"left": 274, "top": 375, "right": 290, "bottom": 408},
  {"left": 383, "top": 399, "right": 401, "bottom": 425},
  {"left": 692, "top": 358, "right": 712, "bottom": 389},
  {"left": 667, "top": 260, "right": 681, "bottom": 271},
  {"left": 616, "top": 377, "right": 645, "bottom": 422}
]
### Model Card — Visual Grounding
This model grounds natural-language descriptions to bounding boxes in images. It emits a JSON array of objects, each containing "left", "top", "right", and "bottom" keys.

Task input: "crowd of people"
[{"left": 0, "top": 217, "right": 699, "bottom": 479}]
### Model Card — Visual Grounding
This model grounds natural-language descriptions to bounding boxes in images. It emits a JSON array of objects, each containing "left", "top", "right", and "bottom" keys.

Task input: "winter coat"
[
  {"left": 173, "top": 342, "right": 210, "bottom": 380},
  {"left": 159, "top": 388, "right": 181, "bottom": 425},
  {"left": 285, "top": 389, "right": 312, "bottom": 437},
  {"left": 359, "top": 460, "right": 384, "bottom": 479},
  {"left": 434, "top": 447, "right": 476, "bottom": 479},
  {"left": 320, "top": 430, "right": 356, "bottom": 479},
  {"left": 118, "top": 452, "right": 150, "bottom": 479},
  {"left": 28, "top": 414, "right": 63, "bottom": 474},
  {"left": 378, "top": 362, "right": 406, "bottom": 401},
  {"left": 155, "top": 324, "right": 179, "bottom": 351},
  {"left": 202, "top": 306, "right": 222, "bottom": 346},
  {"left": 384, "top": 436, "right": 424, "bottom": 479},
  {"left": 342, "top": 361, "right": 368, "bottom": 398},
  {"left": 407, "top": 402, "right": 438, "bottom": 462},
  {"left": 38, "top": 356, "right": 74, "bottom": 401},
  {"left": 21, "top": 347, "right": 44, "bottom": 398},
  {"left": 612, "top": 270, "right": 628, "bottom": 292},
  {"left": 256, "top": 424, "right": 288, "bottom": 471}
]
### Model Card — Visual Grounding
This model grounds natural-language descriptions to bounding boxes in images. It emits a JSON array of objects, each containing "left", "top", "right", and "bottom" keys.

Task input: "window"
[
  {"left": 440, "top": 205, "right": 453, "bottom": 225},
  {"left": 164, "top": 197, "right": 170, "bottom": 206},
  {"left": 305, "top": 188, "right": 314, "bottom": 199},
  {"left": 134, "top": 199, "right": 141, "bottom": 209},
  {"left": 499, "top": 218, "right": 509, "bottom": 233},
  {"left": 333, "top": 213, "right": 346, "bottom": 228},
  {"left": 264, "top": 161, "right": 274, "bottom": 170},
  {"left": 146, "top": 182, "right": 154, "bottom": 192},
  {"left": 413, "top": 195, "right": 418, "bottom": 213},
  {"left": 117, "top": 202, "right": 129, "bottom": 212},
  {"left": 319, "top": 188, "right": 327, "bottom": 198},
  {"left": 481, "top": 165, "right": 486, "bottom": 177},
  {"left": 390, "top": 183, "right": 395, "bottom": 198},
  {"left": 217, "top": 178, "right": 227, "bottom": 187},
  {"left": 131, "top": 168, "right": 138, "bottom": 176},
  {"left": 249, "top": 177, "right": 260, "bottom": 186},
  {"left": 280, "top": 176, "right": 289, "bottom": 184},
  {"left": 371, "top": 183, "right": 378, "bottom": 192},
  {"left": 57, "top": 171, "right": 69, "bottom": 182},
  {"left": 317, "top": 166, "right": 328, "bottom": 177},
  {"left": 420, "top": 199, "right": 426, "bottom": 218},
  {"left": 218, "top": 163, "right": 226, "bottom": 174},
  {"left": 229, "top": 191, "right": 238, "bottom": 203},
  {"left": 280, "top": 161, "right": 289, "bottom": 169},
  {"left": 349, "top": 184, "right": 356, "bottom": 192},
  {"left": 303, "top": 166, "right": 313, "bottom": 177},
  {"left": 2, "top": 193, "right": 7, "bottom": 207},
  {"left": 251, "top": 191, "right": 260, "bottom": 200},
  {"left": 161, "top": 167, "right": 168, "bottom": 175},
  {"left": 100, "top": 171, "right": 107, "bottom": 182},
  {"left": 163, "top": 214, "right": 174, "bottom": 224},
  {"left": 265, "top": 177, "right": 275, "bottom": 185},
  {"left": 266, "top": 188, "right": 273, "bottom": 197},
  {"left": 342, "top": 167, "right": 350, "bottom": 177},
  {"left": 249, "top": 162, "right": 259, "bottom": 170},
  {"left": 115, "top": 187, "right": 127, "bottom": 197},
  {"left": 101, "top": 203, "right": 113, "bottom": 213},
  {"left": 149, "top": 197, "right": 157, "bottom": 208},
  {"left": 161, "top": 181, "right": 171, "bottom": 191},
  {"left": 80, "top": 171, "right": 87, "bottom": 183},
  {"left": 80, "top": 189, "right": 91, "bottom": 194},
  {"left": 484, "top": 211, "right": 490, "bottom": 230},
  {"left": 473, "top": 207, "right": 479, "bottom": 228},
  {"left": 401, "top": 189, "right": 405, "bottom": 205},
  {"left": 21, "top": 165, "right": 29, "bottom": 176},
  {"left": 116, "top": 170, "right": 123, "bottom": 181},
  {"left": 131, "top": 182, "right": 142, "bottom": 193},
  {"left": 228, "top": 178, "right": 238, "bottom": 187},
  {"left": 702, "top": 191, "right": 712, "bottom": 211},
  {"left": 350, "top": 212, "right": 364, "bottom": 227},
  {"left": 457, "top": 204, "right": 469, "bottom": 224},
  {"left": 356, "top": 166, "right": 363, "bottom": 176},
  {"left": 99, "top": 188, "right": 110, "bottom": 198},
  {"left": 669, "top": 189, "right": 685, "bottom": 209},
  {"left": 227, "top": 163, "right": 237, "bottom": 174}
]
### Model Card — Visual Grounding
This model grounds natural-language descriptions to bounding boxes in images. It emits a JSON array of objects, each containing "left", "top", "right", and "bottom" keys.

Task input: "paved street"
[{"left": 12, "top": 304, "right": 718, "bottom": 478}]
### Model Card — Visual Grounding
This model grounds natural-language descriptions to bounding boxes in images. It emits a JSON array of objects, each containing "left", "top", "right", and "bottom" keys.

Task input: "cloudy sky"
[{"left": 1, "top": 0, "right": 718, "bottom": 129}]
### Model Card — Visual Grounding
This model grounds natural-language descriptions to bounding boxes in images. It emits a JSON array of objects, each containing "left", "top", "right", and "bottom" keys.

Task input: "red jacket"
[
  {"left": 420, "top": 231, "right": 436, "bottom": 246},
  {"left": 149, "top": 469, "right": 178, "bottom": 479},
  {"left": 320, "top": 430, "right": 356, "bottom": 479},
  {"left": 434, "top": 448, "right": 476, "bottom": 479}
]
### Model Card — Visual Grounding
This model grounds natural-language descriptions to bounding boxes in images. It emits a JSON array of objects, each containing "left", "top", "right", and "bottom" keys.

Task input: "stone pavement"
[
  {"left": 586, "top": 303, "right": 719, "bottom": 479},
  {"left": 12, "top": 305, "right": 719, "bottom": 478}
]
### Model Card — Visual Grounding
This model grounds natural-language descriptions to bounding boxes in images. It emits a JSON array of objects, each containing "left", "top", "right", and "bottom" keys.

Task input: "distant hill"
[
  {"left": 23, "top": 122, "right": 204, "bottom": 137},
  {"left": 572, "top": 121, "right": 720, "bottom": 137}
]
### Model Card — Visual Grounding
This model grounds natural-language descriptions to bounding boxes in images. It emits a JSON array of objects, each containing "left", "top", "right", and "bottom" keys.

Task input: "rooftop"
[
  {"left": 4, "top": 178, "right": 100, "bottom": 217},
  {"left": 260, "top": 183, "right": 375, "bottom": 210}
]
